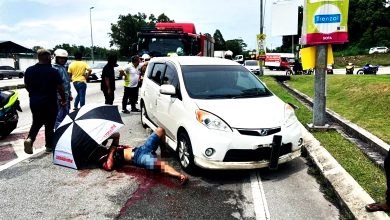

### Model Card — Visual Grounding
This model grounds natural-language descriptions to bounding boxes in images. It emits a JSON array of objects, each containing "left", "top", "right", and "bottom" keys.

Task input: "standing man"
[
  {"left": 24, "top": 49, "right": 66, "bottom": 154},
  {"left": 121, "top": 55, "right": 143, "bottom": 113},
  {"left": 53, "top": 49, "right": 72, "bottom": 128},
  {"left": 68, "top": 52, "right": 91, "bottom": 110},
  {"left": 101, "top": 54, "right": 118, "bottom": 105}
]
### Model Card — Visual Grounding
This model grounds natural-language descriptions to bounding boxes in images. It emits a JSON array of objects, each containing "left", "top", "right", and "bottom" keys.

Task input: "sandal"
[
  {"left": 179, "top": 174, "right": 189, "bottom": 186},
  {"left": 365, "top": 202, "right": 390, "bottom": 212}
]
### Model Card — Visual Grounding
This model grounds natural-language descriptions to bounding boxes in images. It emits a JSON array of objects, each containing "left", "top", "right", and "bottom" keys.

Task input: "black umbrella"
[{"left": 53, "top": 104, "right": 124, "bottom": 169}]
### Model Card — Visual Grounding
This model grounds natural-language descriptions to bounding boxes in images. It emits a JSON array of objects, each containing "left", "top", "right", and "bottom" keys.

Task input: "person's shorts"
[{"left": 132, "top": 132, "right": 161, "bottom": 169}]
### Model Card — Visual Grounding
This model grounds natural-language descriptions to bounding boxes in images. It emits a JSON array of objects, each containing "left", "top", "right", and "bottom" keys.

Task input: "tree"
[
  {"left": 226, "top": 39, "right": 247, "bottom": 56},
  {"left": 109, "top": 13, "right": 174, "bottom": 57},
  {"left": 213, "top": 29, "right": 226, "bottom": 50}
]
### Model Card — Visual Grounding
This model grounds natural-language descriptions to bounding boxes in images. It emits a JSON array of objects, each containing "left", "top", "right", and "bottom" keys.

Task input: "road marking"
[
  {"left": 0, "top": 147, "right": 45, "bottom": 172},
  {"left": 251, "top": 170, "right": 270, "bottom": 220}
]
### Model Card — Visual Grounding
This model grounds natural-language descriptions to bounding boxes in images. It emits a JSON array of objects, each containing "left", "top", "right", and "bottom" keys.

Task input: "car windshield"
[
  {"left": 92, "top": 63, "right": 106, "bottom": 69},
  {"left": 245, "top": 60, "right": 258, "bottom": 66},
  {"left": 182, "top": 65, "right": 272, "bottom": 99}
]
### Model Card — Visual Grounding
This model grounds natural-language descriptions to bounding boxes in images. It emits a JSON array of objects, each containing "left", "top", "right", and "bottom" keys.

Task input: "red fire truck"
[{"left": 134, "top": 23, "right": 214, "bottom": 57}]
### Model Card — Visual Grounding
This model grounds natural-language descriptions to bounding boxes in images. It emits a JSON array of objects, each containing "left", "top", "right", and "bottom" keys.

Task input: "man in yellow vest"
[{"left": 68, "top": 52, "right": 92, "bottom": 110}]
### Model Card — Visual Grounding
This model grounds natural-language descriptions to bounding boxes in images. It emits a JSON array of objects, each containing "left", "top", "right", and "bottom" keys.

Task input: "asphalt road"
[{"left": 0, "top": 80, "right": 340, "bottom": 219}]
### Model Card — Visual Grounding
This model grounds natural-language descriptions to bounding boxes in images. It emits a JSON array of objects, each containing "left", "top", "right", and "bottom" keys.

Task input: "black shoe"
[
  {"left": 122, "top": 110, "right": 130, "bottom": 114},
  {"left": 45, "top": 147, "right": 53, "bottom": 153},
  {"left": 131, "top": 108, "right": 140, "bottom": 112}
]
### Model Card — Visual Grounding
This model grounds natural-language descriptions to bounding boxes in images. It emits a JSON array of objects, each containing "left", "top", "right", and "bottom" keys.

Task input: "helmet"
[
  {"left": 54, "top": 49, "right": 68, "bottom": 58},
  {"left": 141, "top": 53, "right": 151, "bottom": 60},
  {"left": 176, "top": 47, "right": 184, "bottom": 56}
]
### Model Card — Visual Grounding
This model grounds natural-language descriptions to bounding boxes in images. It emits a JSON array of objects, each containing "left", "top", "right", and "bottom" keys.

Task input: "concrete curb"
[
  {"left": 0, "top": 84, "right": 25, "bottom": 91},
  {"left": 302, "top": 126, "right": 389, "bottom": 219}
]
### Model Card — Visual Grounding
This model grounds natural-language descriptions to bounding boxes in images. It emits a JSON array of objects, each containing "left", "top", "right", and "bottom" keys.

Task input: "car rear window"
[{"left": 181, "top": 65, "right": 272, "bottom": 99}]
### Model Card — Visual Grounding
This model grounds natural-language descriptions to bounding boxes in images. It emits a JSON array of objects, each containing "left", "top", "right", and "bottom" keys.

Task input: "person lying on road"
[{"left": 97, "top": 127, "right": 189, "bottom": 185}]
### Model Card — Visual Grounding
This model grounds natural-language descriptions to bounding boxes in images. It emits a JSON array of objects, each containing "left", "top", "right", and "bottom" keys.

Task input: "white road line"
[
  {"left": 0, "top": 147, "right": 45, "bottom": 172},
  {"left": 250, "top": 170, "right": 270, "bottom": 220}
]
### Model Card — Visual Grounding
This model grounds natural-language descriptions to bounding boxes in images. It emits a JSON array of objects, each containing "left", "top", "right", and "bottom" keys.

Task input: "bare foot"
[{"left": 179, "top": 174, "right": 189, "bottom": 185}]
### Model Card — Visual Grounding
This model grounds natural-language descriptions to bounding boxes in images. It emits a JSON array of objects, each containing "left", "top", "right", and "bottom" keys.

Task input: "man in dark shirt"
[
  {"left": 101, "top": 55, "right": 118, "bottom": 105},
  {"left": 24, "top": 49, "right": 66, "bottom": 154}
]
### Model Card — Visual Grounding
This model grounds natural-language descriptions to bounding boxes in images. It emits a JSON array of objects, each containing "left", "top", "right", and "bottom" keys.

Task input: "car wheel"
[
  {"left": 357, "top": 70, "right": 364, "bottom": 75},
  {"left": 18, "top": 73, "right": 24, "bottom": 78},
  {"left": 8, "top": 76, "right": 12, "bottom": 79},
  {"left": 177, "top": 131, "right": 196, "bottom": 173},
  {"left": 140, "top": 102, "right": 148, "bottom": 128},
  {"left": 0, "top": 75, "right": 4, "bottom": 80}
]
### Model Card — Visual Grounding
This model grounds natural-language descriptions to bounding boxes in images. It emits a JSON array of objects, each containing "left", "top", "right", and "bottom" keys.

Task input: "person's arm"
[
  {"left": 103, "top": 146, "right": 116, "bottom": 171},
  {"left": 57, "top": 84, "right": 66, "bottom": 106}
]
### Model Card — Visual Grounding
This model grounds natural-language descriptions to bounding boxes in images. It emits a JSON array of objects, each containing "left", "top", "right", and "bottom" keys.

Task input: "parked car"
[
  {"left": 87, "top": 62, "right": 121, "bottom": 82},
  {"left": 242, "top": 60, "right": 261, "bottom": 75},
  {"left": 0, "top": 66, "right": 24, "bottom": 80},
  {"left": 140, "top": 56, "right": 303, "bottom": 172},
  {"left": 369, "top": 47, "right": 389, "bottom": 54}
]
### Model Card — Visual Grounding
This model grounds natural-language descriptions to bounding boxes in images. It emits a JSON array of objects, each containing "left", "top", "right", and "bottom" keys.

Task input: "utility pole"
[
  {"left": 259, "top": 0, "right": 264, "bottom": 75},
  {"left": 89, "top": 6, "right": 95, "bottom": 64}
]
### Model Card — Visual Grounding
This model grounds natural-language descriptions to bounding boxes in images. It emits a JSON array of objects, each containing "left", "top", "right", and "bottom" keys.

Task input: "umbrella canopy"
[{"left": 53, "top": 104, "right": 124, "bottom": 169}]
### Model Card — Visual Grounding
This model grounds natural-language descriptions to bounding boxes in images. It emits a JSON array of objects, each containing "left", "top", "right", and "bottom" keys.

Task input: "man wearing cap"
[
  {"left": 24, "top": 49, "right": 66, "bottom": 154},
  {"left": 53, "top": 49, "right": 72, "bottom": 129}
]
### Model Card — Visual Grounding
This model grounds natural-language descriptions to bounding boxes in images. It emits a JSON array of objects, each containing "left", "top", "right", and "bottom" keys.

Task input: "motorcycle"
[
  {"left": 326, "top": 64, "right": 334, "bottom": 74},
  {"left": 346, "top": 63, "right": 354, "bottom": 74},
  {"left": 0, "top": 90, "right": 22, "bottom": 137},
  {"left": 356, "top": 64, "right": 379, "bottom": 75}
]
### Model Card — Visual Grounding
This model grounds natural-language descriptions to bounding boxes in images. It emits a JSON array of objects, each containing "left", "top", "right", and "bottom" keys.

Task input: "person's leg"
[
  {"left": 366, "top": 151, "right": 390, "bottom": 212},
  {"left": 79, "top": 82, "right": 87, "bottom": 107},
  {"left": 73, "top": 82, "right": 80, "bottom": 109},
  {"left": 155, "top": 160, "right": 188, "bottom": 185},
  {"left": 44, "top": 107, "right": 57, "bottom": 152},
  {"left": 129, "top": 87, "right": 138, "bottom": 110},
  {"left": 122, "top": 87, "right": 130, "bottom": 112},
  {"left": 24, "top": 107, "right": 44, "bottom": 154}
]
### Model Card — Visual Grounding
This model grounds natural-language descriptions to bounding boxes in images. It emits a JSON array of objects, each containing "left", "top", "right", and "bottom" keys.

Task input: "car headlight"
[
  {"left": 196, "top": 110, "right": 232, "bottom": 132},
  {"left": 284, "top": 104, "right": 298, "bottom": 127}
]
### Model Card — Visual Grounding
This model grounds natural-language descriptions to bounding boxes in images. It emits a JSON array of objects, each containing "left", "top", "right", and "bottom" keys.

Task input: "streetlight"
[{"left": 89, "top": 6, "right": 94, "bottom": 64}]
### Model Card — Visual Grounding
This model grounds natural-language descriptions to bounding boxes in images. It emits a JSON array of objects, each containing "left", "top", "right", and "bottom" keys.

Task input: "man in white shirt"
[{"left": 121, "top": 55, "right": 143, "bottom": 113}]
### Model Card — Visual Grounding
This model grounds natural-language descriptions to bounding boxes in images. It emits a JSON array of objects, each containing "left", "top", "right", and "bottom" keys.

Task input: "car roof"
[{"left": 150, "top": 56, "right": 242, "bottom": 66}]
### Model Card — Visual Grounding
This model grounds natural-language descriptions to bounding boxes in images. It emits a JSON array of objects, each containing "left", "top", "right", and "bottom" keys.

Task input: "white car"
[
  {"left": 87, "top": 62, "right": 121, "bottom": 82},
  {"left": 369, "top": 47, "right": 389, "bottom": 54},
  {"left": 243, "top": 60, "right": 261, "bottom": 75},
  {"left": 140, "top": 56, "right": 303, "bottom": 171}
]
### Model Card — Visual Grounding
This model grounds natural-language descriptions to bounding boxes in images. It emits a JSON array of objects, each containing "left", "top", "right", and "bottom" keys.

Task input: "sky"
[{"left": 0, "top": 0, "right": 303, "bottom": 52}]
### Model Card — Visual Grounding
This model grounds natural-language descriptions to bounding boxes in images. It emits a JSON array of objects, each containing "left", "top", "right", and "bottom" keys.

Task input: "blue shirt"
[
  {"left": 24, "top": 63, "right": 63, "bottom": 109},
  {"left": 53, "top": 63, "right": 72, "bottom": 101}
]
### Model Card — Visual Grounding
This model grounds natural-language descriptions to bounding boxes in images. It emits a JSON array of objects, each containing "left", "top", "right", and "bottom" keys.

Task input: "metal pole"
[
  {"left": 89, "top": 7, "right": 94, "bottom": 64},
  {"left": 259, "top": 0, "right": 264, "bottom": 75},
  {"left": 312, "top": 44, "right": 328, "bottom": 127}
]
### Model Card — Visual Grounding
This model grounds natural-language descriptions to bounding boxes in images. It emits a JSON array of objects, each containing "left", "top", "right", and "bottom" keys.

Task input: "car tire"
[
  {"left": 177, "top": 131, "right": 196, "bottom": 173},
  {"left": 0, "top": 75, "right": 3, "bottom": 80},
  {"left": 18, "top": 73, "right": 24, "bottom": 78},
  {"left": 140, "top": 102, "right": 148, "bottom": 128}
]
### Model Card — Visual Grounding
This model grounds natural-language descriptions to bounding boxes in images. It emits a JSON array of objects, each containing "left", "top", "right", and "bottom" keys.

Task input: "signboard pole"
[{"left": 312, "top": 44, "right": 328, "bottom": 127}]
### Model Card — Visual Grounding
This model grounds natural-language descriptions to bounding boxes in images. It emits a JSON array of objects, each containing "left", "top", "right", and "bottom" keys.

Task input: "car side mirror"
[{"left": 160, "top": 84, "right": 176, "bottom": 96}]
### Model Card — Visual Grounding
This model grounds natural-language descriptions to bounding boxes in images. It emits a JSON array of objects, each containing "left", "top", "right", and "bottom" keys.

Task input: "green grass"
[
  {"left": 286, "top": 75, "right": 390, "bottom": 145},
  {"left": 260, "top": 76, "right": 387, "bottom": 203},
  {"left": 334, "top": 53, "right": 390, "bottom": 69}
]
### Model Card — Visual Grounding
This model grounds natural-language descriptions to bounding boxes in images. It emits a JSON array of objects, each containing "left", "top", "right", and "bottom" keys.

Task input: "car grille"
[
  {"left": 223, "top": 143, "right": 292, "bottom": 162},
  {"left": 237, "top": 127, "right": 281, "bottom": 136}
]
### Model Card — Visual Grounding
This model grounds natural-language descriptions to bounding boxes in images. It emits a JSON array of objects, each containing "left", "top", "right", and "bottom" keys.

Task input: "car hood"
[{"left": 194, "top": 96, "right": 286, "bottom": 128}]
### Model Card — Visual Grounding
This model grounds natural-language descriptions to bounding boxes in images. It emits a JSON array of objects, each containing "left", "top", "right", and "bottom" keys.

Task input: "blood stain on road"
[
  {"left": 116, "top": 165, "right": 182, "bottom": 216},
  {"left": 0, "top": 144, "right": 17, "bottom": 165}
]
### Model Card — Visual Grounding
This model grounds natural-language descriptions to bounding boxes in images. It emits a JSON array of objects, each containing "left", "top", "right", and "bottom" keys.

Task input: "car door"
[
  {"left": 155, "top": 62, "right": 182, "bottom": 140},
  {"left": 143, "top": 62, "right": 166, "bottom": 124}
]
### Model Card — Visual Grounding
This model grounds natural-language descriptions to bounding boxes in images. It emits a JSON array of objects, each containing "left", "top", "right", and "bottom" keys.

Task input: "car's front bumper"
[
  {"left": 194, "top": 149, "right": 301, "bottom": 169},
  {"left": 187, "top": 120, "right": 303, "bottom": 169}
]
